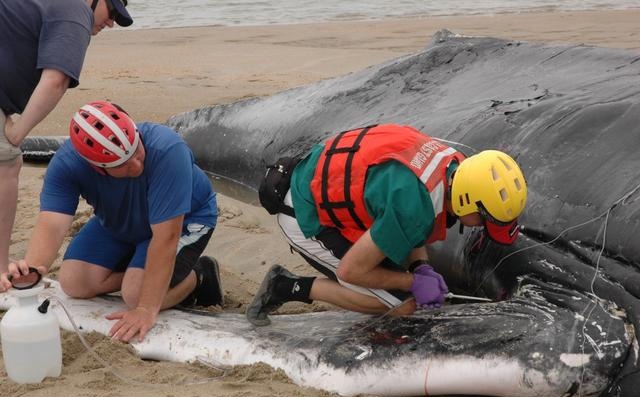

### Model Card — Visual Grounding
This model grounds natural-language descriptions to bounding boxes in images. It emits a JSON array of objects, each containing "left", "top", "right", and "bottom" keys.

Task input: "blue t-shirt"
[
  {"left": 0, "top": 0, "right": 92, "bottom": 114},
  {"left": 40, "top": 123, "right": 218, "bottom": 243}
]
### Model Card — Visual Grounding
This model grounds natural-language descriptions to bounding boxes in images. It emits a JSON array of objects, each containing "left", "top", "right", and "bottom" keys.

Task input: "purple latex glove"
[{"left": 410, "top": 264, "right": 449, "bottom": 308}]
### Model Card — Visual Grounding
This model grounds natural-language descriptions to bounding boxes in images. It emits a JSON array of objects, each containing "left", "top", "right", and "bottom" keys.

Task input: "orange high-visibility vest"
[{"left": 310, "top": 124, "right": 465, "bottom": 243}]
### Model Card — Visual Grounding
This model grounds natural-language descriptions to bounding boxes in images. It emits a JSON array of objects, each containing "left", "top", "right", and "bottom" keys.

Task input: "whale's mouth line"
[
  {"left": 204, "top": 171, "right": 260, "bottom": 206},
  {"left": 519, "top": 226, "right": 627, "bottom": 268}
]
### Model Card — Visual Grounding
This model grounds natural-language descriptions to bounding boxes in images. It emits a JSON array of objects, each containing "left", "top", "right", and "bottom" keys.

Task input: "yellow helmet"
[{"left": 451, "top": 150, "right": 527, "bottom": 222}]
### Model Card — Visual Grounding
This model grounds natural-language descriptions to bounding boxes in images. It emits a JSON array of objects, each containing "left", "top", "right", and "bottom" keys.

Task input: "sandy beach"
[{"left": 3, "top": 9, "right": 640, "bottom": 396}]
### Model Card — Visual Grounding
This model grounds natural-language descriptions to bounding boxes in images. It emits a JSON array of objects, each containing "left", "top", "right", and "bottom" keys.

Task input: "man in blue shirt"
[
  {"left": 0, "top": 101, "right": 221, "bottom": 343},
  {"left": 0, "top": 0, "right": 133, "bottom": 275}
]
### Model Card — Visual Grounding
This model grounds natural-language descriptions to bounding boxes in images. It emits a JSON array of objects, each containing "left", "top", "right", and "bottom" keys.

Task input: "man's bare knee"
[
  {"left": 59, "top": 263, "right": 98, "bottom": 298},
  {"left": 59, "top": 276, "right": 97, "bottom": 298}
]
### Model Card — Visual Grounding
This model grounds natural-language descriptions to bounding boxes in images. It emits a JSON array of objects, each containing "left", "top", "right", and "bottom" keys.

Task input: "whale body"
[{"left": 20, "top": 31, "right": 640, "bottom": 396}]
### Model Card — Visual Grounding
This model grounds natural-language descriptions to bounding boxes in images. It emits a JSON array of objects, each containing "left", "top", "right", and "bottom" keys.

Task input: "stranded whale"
[{"left": 19, "top": 31, "right": 640, "bottom": 396}]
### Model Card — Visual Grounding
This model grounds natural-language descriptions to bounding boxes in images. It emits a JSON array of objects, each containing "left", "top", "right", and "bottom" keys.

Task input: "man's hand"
[
  {"left": 0, "top": 260, "right": 48, "bottom": 292},
  {"left": 106, "top": 307, "right": 157, "bottom": 343},
  {"left": 410, "top": 264, "right": 449, "bottom": 309}
]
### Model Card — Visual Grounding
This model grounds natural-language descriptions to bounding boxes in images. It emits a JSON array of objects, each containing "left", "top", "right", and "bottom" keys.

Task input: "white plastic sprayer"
[{"left": 1, "top": 283, "right": 62, "bottom": 383}]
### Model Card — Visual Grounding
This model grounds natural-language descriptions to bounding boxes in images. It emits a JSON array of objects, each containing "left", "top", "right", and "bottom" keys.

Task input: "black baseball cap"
[{"left": 108, "top": 0, "right": 133, "bottom": 27}]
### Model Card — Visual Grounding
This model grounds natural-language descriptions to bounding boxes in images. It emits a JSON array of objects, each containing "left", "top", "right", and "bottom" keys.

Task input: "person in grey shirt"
[{"left": 0, "top": 0, "right": 133, "bottom": 272}]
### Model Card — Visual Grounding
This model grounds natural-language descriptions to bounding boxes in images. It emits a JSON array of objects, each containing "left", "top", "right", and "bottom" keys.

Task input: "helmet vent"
[
  {"left": 514, "top": 178, "right": 522, "bottom": 191},
  {"left": 464, "top": 193, "right": 471, "bottom": 205},
  {"left": 491, "top": 166, "right": 500, "bottom": 181},
  {"left": 109, "top": 135, "right": 122, "bottom": 147},
  {"left": 498, "top": 156, "right": 512, "bottom": 170},
  {"left": 110, "top": 112, "right": 120, "bottom": 120},
  {"left": 500, "top": 188, "right": 508, "bottom": 201},
  {"left": 84, "top": 138, "right": 94, "bottom": 147},
  {"left": 94, "top": 121, "right": 104, "bottom": 130}
]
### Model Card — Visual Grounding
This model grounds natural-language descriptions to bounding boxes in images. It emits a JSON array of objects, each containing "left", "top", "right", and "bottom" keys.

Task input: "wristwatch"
[{"left": 408, "top": 259, "right": 429, "bottom": 273}]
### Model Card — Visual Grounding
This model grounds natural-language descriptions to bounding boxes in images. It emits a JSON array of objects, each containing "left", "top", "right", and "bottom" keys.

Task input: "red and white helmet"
[{"left": 69, "top": 101, "right": 140, "bottom": 168}]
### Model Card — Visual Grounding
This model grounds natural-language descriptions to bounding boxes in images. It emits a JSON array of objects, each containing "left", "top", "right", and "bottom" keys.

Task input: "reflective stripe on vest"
[{"left": 310, "top": 124, "right": 466, "bottom": 244}]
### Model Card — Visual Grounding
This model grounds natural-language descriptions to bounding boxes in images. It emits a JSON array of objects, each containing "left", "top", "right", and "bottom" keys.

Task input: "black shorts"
[{"left": 65, "top": 219, "right": 213, "bottom": 287}]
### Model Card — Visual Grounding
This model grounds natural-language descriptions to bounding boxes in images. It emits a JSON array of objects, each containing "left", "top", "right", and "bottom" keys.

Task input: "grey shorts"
[{"left": 0, "top": 112, "right": 22, "bottom": 163}]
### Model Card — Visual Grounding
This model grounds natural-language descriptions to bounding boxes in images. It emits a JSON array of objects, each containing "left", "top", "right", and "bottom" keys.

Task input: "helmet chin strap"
[
  {"left": 445, "top": 170, "right": 463, "bottom": 234},
  {"left": 90, "top": 0, "right": 99, "bottom": 12}
]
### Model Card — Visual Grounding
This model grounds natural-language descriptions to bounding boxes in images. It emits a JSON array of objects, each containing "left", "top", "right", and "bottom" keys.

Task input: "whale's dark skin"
[{"left": 23, "top": 31, "right": 640, "bottom": 396}]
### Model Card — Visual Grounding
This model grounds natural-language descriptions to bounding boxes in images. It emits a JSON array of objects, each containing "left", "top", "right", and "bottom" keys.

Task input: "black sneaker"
[
  {"left": 191, "top": 256, "right": 224, "bottom": 307},
  {"left": 246, "top": 264, "right": 295, "bottom": 326}
]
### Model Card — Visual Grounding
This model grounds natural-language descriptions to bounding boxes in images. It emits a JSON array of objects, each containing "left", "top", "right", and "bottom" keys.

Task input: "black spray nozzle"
[{"left": 37, "top": 299, "right": 51, "bottom": 314}]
